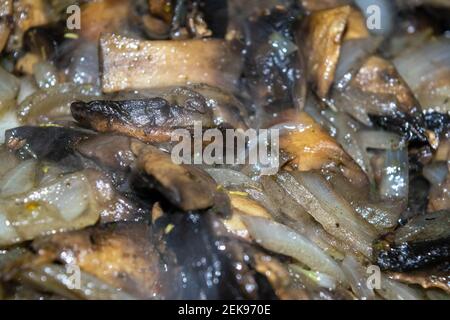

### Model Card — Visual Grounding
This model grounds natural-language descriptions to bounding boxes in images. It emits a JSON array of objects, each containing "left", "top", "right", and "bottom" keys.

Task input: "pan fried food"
[{"left": 0, "top": 0, "right": 449, "bottom": 300}]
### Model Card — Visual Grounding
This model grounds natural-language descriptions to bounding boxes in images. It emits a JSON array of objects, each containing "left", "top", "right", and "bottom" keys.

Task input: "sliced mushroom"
[
  {"left": 99, "top": 33, "right": 242, "bottom": 93},
  {"left": 375, "top": 211, "right": 450, "bottom": 271},
  {"left": 278, "top": 111, "right": 368, "bottom": 187},
  {"left": 333, "top": 55, "right": 427, "bottom": 142},
  {"left": 300, "top": 0, "right": 350, "bottom": 12},
  {"left": 152, "top": 211, "right": 279, "bottom": 299},
  {"left": 304, "top": 5, "right": 351, "bottom": 98},
  {"left": 242, "top": 6, "right": 306, "bottom": 124},
  {"left": 130, "top": 0, "right": 172, "bottom": 40},
  {"left": 72, "top": 85, "right": 249, "bottom": 142},
  {"left": 387, "top": 264, "right": 450, "bottom": 293},
  {"left": 131, "top": 142, "right": 217, "bottom": 211},
  {"left": 76, "top": 134, "right": 137, "bottom": 171},
  {"left": 32, "top": 222, "right": 165, "bottom": 299},
  {"left": 5, "top": 126, "right": 93, "bottom": 167},
  {"left": 79, "top": 0, "right": 131, "bottom": 42},
  {"left": 71, "top": 96, "right": 213, "bottom": 143},
  {"left": 7, "top": 0, "right": 49, "bottom": 52},
  {"left": 344, "top": 7, "right": 370, "bottom": 41},
  {"left": 222, "top": 193, "right": 273, "bottom": 240},
  {"left": 0, "top": 0, "right": 12, "bottom": 53},
  {"left": 354, "top": 56, "right": 421, "bottom": 116}
]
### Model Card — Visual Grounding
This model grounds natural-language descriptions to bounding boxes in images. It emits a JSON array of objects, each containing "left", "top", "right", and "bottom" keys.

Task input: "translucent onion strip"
[
  {"left": 19, "top": 264, "right": 136, "bottom": 300},
  {"left": 279, "top": 171, "right": 378, "bottom": 257},
  {"left": 241, "top": 215, "right": 348, "bottom": 284},
  {"left": 0, "top": 173, "right": 99, "bottom": 247},
  {"left": 341, "top": 255, "right": 376, "bottom": 300},
  {"left": 379, "top": 147, "right": 409, "bottom": 201}
]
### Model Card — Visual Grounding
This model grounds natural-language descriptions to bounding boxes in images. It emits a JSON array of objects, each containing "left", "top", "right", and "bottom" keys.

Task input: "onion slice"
[
  {"left": 279, "top": 171, "right": 377, "bottom": 257},
  {"left": 241, "top": 215, "right": 348, "bottom": 284},
  {"left": 341, "top": 255, "right": 376, "bottom": 300}
]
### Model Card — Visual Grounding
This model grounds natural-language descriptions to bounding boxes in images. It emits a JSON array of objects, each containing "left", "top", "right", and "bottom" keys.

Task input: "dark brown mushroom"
[
  {"left": 32, "top": 222, "right": 166, "bottom": 299},
  {"left": 131, "top": 142, "right": 218, "bottom": 211}
]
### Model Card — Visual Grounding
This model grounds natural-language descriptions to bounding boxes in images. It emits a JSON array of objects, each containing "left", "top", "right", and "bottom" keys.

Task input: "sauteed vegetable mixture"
[{"left": 0, "top": 0, "right": 449, "bottom": 300}]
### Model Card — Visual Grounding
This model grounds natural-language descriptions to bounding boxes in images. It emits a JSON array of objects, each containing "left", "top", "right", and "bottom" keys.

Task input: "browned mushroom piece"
[
  {"left": 279, "top": 111, "right": 369, "bottom": 188},
  {"left": 332, "top": 55, "right": 428, "bottom": 142},
  {"left": 344, "top": 7, "right": 370, "bottom": 41},
  {"left": 0, "top": 0, "right": 12, "bottom": 53},
  {"left": 79, "top": 0, "right": 131, "bottom": 42},
  {"left": 71, "top": 97, "right": 213, "bottom": 143},
  {"left": 300, "top": 0, "right": 350, "bottom": 12},
  {"left": 76, "top": 134, "right": 137, "bottom": 171},
  {"left": 71, "top": 85, "right": 248, "bottom": 143},
  {"left": 131, "top": 142, "right": 218, "bottom": 211},
  {"left": 222, "top": 193, "right": 273, "bottom": 241},
  {"left": 387, "top": 266, "right": 450, "bottom": 294},
  {"left": 99, "top": 33, "right": 242, "bottom": 93},
  {"left": 375, "top": 211, "right": 450, "bottom": 272},
  {"left": 32, "top": 222, "right": 166, "bottom": 299},
  {"left": 353, "top": 56, "right": 420, "bottom": 116},
  {"left": 6, "top": 0, "right": 49, "bottom": 52},
  {"left": 148, "top": 0, "right": 173, "bottom": 24},
  {"left": 304, "top": 5, "right": 351, "bottom": 98},
  {"left": 187, "top": 84, "right": 249, "bottom": 130}
]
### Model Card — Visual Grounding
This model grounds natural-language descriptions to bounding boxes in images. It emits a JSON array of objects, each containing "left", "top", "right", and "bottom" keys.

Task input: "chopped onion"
[
  {"left": 289, "top": 264, "right": 337, "bottom": 290},
  {"left": 17, "top": 77, "right": 38, "bottom": 104},
  {"left": 394, "top": 38, "right": 450, "bottom": 112},
  {"left": 0, "top": 67, "right": 20, "bottom": 143},
  {"left": 394, "top": 38, "right": 450, "bottom": 91},
  {"left": 0, "top": 160, "right": 37, "bottom": 197},
  {"left": 423, "top": 162, "right": 448, "bottom": 186},
  {"left": 27, "top": 174, "right": 90, "bottom": 221},
  {"left": 394, "top": 210, "right": 450, "bottom": 243},
  {"left": 327, "top": 111, "right": 370, "bottom": 175},
  {"left": 354, "top": 201, "right": 401, "bottom": 231},
  {"left": 335, "top": 38, "right": 381, "bottom": 82},
  {"left": 33, "top": 62, "right": 59, "bottom": 90},
  {"left": 0, "top": 172, "right": 99, "bottom": 247},
  {"left": 0, "top": 66, "right": 20, "bottom": 107},
  {"left": 379, "top": 147, "right": 409, "bottom": 201},
  {"left": 0, "top": 211, "right": 19, "bottom": 244},
  {"left": 66, "top": 41, "right": 100, "bottom": 86},
  {"left": 357, "top": 130, "right": 404, "bottom": 150},
  {"left": 0, "top": 109, "right": 19, "bottom": 144},
  {"left": 17, "top": 83, "right": 101, "bottom": 125},
  {"left": 261, "top": 175, "right": 348, "bottom": 258},
  {"left": 341, "top": 255, "right": 376, "bottom": 300},
  {"left": 241, "top": 215, "right": 347, "bottom": 284},
  {"left": 0, "top": 146, "right": 20, "bottom": 177},
  {"left": 282, "top": 171, "right": 378, "bottom": 257},
  {"left": 205, "top": 168, "right": 260, "bottom": 189},
  {"left": 376, "top": 275, "right": 424, "bottom": 300},
  {"left": 19, "top": 264, "right": 136, "bottom": 300}
]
